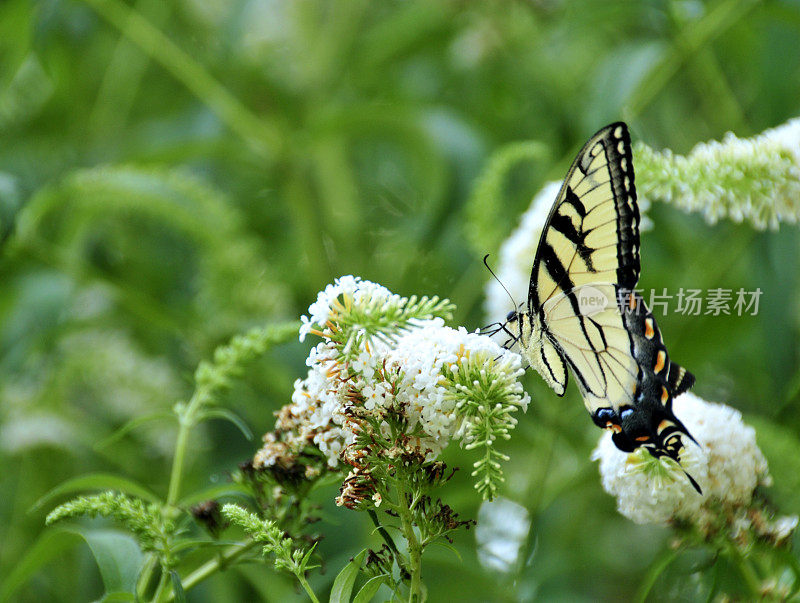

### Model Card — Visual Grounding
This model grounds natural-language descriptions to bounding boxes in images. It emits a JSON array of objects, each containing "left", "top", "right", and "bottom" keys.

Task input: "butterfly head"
[{"left": 497, "top": 308, "right": 538, "bottom": 352}]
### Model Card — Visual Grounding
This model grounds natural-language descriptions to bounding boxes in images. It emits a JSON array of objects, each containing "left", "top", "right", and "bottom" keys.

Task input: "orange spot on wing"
[
  {"left": 658, "top": 420, "right": 670, "bottom": 432},
  {"left": 661, "top": 386, "right": 669, "bottom": 404},
  {"left": 628, "top": 293, "right": 636, "bottom": 310},
  {"left": 654, "top": 350, "right": 666, "bottom": 373},
  {"left": 645, "top": 318, "right": 655, "bottom": 339},
  {"left": 635, "top": 435, "right": 650, "bottom": 442}
]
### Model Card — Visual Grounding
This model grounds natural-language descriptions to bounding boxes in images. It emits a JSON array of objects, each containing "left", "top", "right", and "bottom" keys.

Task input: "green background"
[{"left": 1, "top": 0, "right": 799, "bottom": 600}]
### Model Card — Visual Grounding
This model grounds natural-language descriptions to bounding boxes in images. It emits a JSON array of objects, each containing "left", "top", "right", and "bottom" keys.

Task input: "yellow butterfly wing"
[{"left": 526, "top": 123, "right": 640, "bottom": 414}]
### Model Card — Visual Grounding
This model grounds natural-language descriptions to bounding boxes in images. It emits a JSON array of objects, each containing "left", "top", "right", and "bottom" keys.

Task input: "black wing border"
[{"left": 527, "top": 122, "right": 641, "bottom": 319}]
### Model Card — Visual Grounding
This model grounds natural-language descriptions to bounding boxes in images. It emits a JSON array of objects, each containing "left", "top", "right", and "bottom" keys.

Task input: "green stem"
[
  {"left": 167, "top": 541, "right": 258, "bottom": 600},
  {"left": 151, "top": 570, "right": 170, "bottom": 603},
  {"left": 397, "top": 484, "right": 422, "bottom": 603},
  {"left": 727, "top": 545, "right": 763, "bottom": 598},
  {"left": 140, "top": 388, "right": 207, "bottom": 597},
  {"left": 166, "top": 381, "right": 215, "bottom": 506},
  {"left": 136, "top": 555, "right": 161, "bottom": 601},
  {"left": 624, "top": 0, "right": 760, "bottom": 121},
  {"left": 297, "top": 573, "right": 321, "bottom": 603},
  {"left": 665, "top": 0, "right": 746, "bottom": 132},
  {"left": 80, "top": 0, "right": 283, "bottom": 158},
  {"left": 166, "top": 412, "right": 193, "bottom": 506},
  {"left": 634, "top": 547, "right": 681, "bottom": 603},
  {"left": 88, "top": 0, "right": 172, "bottom": 139}
]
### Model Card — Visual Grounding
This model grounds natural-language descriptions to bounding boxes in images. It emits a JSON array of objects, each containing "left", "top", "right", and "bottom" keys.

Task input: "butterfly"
[{"left": 498, "top": 122, "right": 701, "bottom": 493}]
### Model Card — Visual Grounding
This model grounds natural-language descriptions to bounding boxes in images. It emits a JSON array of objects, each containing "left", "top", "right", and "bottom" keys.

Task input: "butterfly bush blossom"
[
  {"left": 635, "top": 116, "right": 800, "bottom": 229},
  {"left": 254, "top": 276, "right": 530, "bottom": 504},
  {"left": 593, "top": 392, "right": 797, "bottom": 546}
]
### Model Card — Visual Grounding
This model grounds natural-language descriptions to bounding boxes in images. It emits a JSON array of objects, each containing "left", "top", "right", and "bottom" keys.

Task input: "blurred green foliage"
[{"left": 1, "top": 0, "right": 800, "bottom": 600}]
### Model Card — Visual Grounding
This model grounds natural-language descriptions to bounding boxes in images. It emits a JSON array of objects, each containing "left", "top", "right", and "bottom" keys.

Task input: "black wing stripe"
[
  {"left": 549, "top": 213, "right": 595, "bottom": 271},
  {"left": 539, "top": 340, "right": 567, "bottom": 393},
  {"left": 540, "top": 242, "right": 579, "bottom": 313},
  {"left": 563, "top": 187, "right": 587, "bottom": 217}
]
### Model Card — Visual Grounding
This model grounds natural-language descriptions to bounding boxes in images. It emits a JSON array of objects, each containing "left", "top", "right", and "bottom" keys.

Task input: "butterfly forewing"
[
  {"left": 529, "top": 123, "right": 640, "bottom": 315},
  {"left": 527, "top": 123, "right": 641, "bottom": 412}
]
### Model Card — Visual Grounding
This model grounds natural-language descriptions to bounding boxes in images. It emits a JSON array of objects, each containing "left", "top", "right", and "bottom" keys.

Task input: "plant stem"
[
  {"left": 151, "top": 570, "right": 170, "bottom": 603},
  {"left": 633, "top": 546, "right": 681, "bottom": 603},
  {"left": 624, "top": 0, "right": 760, "bottom": 121},
  {"left": 166, "top": 541, "right": 258, "bottom": 600},
  {"left": 727, "top": 545, "right": 763, "bottom": 598},
  {"left": 368, "top": 509, "right": 411, "bottom": 579},
  {"left": 397, "top": 483, "right": 422, "bottom": 603},
  {"left": 140, "top": 388, "right": 206, "bottom": 599},
  {"left": 167, "top": 381, "right": 214, "bottom": 506},
  {"left": 297, "top": 573, "right": 321, "bottom": 603},
  {"left": 166, "top": 412, "right": 193, "bottom": 506},
  {"left": 136, "top": 554, "right": 159, "bottom": 600},
  {"left": 80, "top": 0, "right": 283, "bottom": 158}
]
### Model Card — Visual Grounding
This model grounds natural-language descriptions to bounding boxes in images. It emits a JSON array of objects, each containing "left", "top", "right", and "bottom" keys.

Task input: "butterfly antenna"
[
  {"left": 653, "top": 442, "right": 703, "bottom": 495},
  {"left": 483, "top": 254, "right": 518, "bottom": 311},
  {"left": 669, "top": 444, "right": 703, "bottom": 495},
  {"left": 683, "top": 469, "right": 703, "bottom": 495}
]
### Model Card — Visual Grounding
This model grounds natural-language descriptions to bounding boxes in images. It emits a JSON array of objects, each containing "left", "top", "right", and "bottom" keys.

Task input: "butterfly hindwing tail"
[{"left": 667, "top": 362, "right": 695, "bottom": 397}]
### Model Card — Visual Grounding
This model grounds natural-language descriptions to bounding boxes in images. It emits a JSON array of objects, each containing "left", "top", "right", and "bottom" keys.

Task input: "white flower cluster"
[
  {"left": 635, "top": 116, "right": 800, "bottom": 229},
  {"left": 256, "top": 276, "right": 530, "bottom": 474},
  {"left": 299, "top": 275, "right": 397, "bottom": 342},
  {"left": 388, "top": 323, "right": 530, "bottom": 448},
  {"left": 475, "top": 496, "right": 531, "bottom": 573},
  {"left": 594, "top": 393, "right": 797, "bottom": 543}
]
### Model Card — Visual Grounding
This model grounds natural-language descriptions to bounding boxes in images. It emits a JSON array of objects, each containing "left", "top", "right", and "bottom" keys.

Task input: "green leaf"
[
  {"left": 197, "top": 408, "right": 253, "bottom": 440},
  {"left": 0, "top": 527, "right": 142, "bottom": 602},
  {"left": 0, "top": 529, "right": 83, "bottom": 603},
  {"left": 31, "top": 473, "right": 160, "bottom": 513},
  {"left": 329, "top": 549, "right": 367, "bottom": 603},
  {"left": 77, "top": 529, "right": 143, "bottom": 595},
  {"left": 353, "top": 575, "right": 390, "bottom": 603},
  {"left": 170, "top": 570, "right": 186, "bottom": 603},
  {"left": 429, "top": 540, "right": 462, "bottom": 562},
  {"left": 94, "top": 411, "right": 175, "bottom": 450}
]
